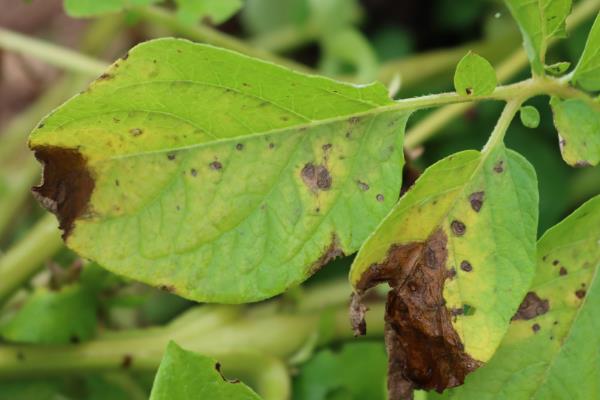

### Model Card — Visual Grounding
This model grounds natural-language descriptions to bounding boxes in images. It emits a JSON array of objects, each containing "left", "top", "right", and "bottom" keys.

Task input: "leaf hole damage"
[
  {"left": 351, "top": 229, "right": 481, "bottom": 398},
  {"left": 32, "top": 146, "right": 95, "bottom": 239},
  {"left": 301, "top": 162, "right": 332, "bottom": 191}
]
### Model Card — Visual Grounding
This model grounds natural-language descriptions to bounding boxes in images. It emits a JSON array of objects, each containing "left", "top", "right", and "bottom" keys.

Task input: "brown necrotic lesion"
[
  {"left": 352, "top": 229, "right": 481, "bottom": 400},
  {"left": 32, "top": 146, "right": 95, "bottom": 239}
]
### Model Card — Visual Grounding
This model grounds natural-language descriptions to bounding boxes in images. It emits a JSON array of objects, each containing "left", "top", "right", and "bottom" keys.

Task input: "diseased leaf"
[
  {"left": 175, "top": 0, "right": 242, "bottom": 26},
  {"left": 349, "top": 146, "right": 538, "bottom": 397},
  {"left": 504, "top": 0, "right": 572, "bottom": 74},
  {"left": 520, "top": 105, "right": 540, "bottom": 128},
  {"left": 453, "top": 52, "right": 497, "bottom": 96},
  {"left": 544, "top": 61, "right": 570, "bottom": 76},
  {"left": 150, "top": 341, "right": 261, "bottom": 400},
  {"left": 572, "top": 12, "right": 600, "bottom": 90},
  {"left": 550, "top": 97, "right": 600, "bottom": 166},
  {"left": 434, "top": 194, "right": 600, "bottom": 400},
  {"left": 293, "top": 342, "right": 387, "bottom": 400},
  {"left": 0, "top": 284, "right": 97, "bottom": 344},
  {"left": 29, "top": 38, "right": 409, "bottom": 303},
  {"left": 63, "top": 0, "right": 159, "bottom": 16}
]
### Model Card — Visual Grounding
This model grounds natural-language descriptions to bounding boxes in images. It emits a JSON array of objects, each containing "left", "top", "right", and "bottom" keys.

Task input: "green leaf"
[
  {"left": 550, "top": 97, "right": 600, "bottom": 166},
  {"left": 150, "top": 341, "right": 261, "bottom": 400},
  {"left": 175, "top": 0, "right": 242, "bottom": 26},
  {"left": 293, "top": 342, "right": 387, "bottom": 400},
  {"left": 504, "top": 0, "right": 572, "bottom": 75},
  {"left": 0, "top": 284, "right": 97, "bottom": 344},
  {"left": 543, "top": 61, "right": 570, "bottom": 76},
  {"left": 29, "top": 38, "right": 409, "bottom": 303},
  {"left": 350, "top": 145, "right": 538, "bottom": 394},
  {"left": 519, "top": 105, "right": 540, "bottom": 128},
  {"left": 453, "top": 52, "right": 497, "bottom": 96},
  {"left": 572, "top": 12, "right": 600, "bottom": 90},
  {"left": 433, "top": 194, "right": 600, "bottom": 400},
  {"left": 63, "top": 0, "right": 160, "bottom": 17}
]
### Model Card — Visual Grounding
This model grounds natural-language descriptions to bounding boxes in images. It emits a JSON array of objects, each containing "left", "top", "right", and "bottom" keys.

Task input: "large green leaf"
[
  {"left": 150, "top": 341, "right": 261, "bottom": 400},
  {"left": 349, "top": 145, "right": 538, "bottom": 396},
  {"left": 504, "top": 0, "right": 572, "bottom": 75},
  {"left": 29, "top": 38, "right": 408, "bottom": 303},
  {"left": 550, "top": 97, "right": 600, "bottom": 167},
  {"left": 572, "top": 12, "right": 600, "bottom": 91},
  {"left": 434, "top": 194, "right": 600, "bottom": 399}
]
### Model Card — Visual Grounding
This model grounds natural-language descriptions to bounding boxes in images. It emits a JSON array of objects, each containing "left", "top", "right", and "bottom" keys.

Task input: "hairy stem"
[
  {"left": 404, "top": 0, "right": 600, "bottom": 149},
  {"left": 483, "top": 99, "right": 525, "bottom": 152}
]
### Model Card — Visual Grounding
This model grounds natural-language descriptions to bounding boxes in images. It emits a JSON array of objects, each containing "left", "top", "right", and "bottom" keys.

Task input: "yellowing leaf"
[
  {"left": 29, "top": 39, "right": 409, "bottom": 303},
  {"left": 504, "top": 0, "right": 572, "bottom": 75},
  {"left": 550, "top": 97, "right": 600, "bottom": 167},
  {"left": 434, "top": 194, "right": 600, "bottom": 400},
  {"left": 453, "top": 52, "right": 497, "bottom": 96},
  {"left": 349, "top": 146, "right": 538, "bottom": 397}
]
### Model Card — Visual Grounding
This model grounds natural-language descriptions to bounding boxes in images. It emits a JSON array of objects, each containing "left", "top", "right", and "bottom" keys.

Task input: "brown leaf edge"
[{"left": 350, "top": 228, "right": 482, "bottom": 400}]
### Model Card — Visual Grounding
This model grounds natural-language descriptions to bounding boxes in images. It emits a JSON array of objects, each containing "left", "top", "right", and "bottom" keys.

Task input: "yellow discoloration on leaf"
[{"left": 351, "top": 145, "right": 538, "bottom": 363}]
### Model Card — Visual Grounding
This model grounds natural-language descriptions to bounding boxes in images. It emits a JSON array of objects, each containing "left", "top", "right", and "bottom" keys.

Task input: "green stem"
[
  {"left": 403, "top": 0, "right": 600, "bottom": 149},
  {"left": 135, "top": 6, "right": 311, "bottom": 73},
  {"left": 0, "top": 27, "right": 106, "bottom": 76},
  {"left": 0, "top": 296, "right": 384, "bottom": 399},
  {"left": 0, "top": 215, "right": 63, "bottom": 304},
  {"left": 482, "top": 99, "right": 524, "bottom": 152}
]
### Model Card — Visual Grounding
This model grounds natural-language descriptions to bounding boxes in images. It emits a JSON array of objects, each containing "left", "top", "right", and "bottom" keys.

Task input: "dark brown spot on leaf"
[
  {"left": 98, "top": 73, "right": 112, "bottom": 80},
  {"left": 32, "top": 146, "right": 95, "bottom": 239},
  {"left": 559, "top": 267, "right": 567, "bottom": 276},
  {"left": 468, "top": 191, "right": 484, "bottom": 212},
  {"left": 493, "top": 160, "right": 504, "bottom": 173},
  {"left": 465, "top": 87, "right": 473, "bottom": 95},
  {"left": 532, "top": 323, "right": 541, "bottom": 333},
  {"left": 209, "top": 161, "right": 222, "bottom": 170},
  {"left": 460, "top": 261, "right": 472, "bottom": 272},
  {"left": 349, "top": 116, "right": 360, "bottom": 124},
  {"left": 190, "top": 168, "right": 197, "bottom": 177},
  {"left": 451, "top": 220, "right": 466, "bottom": 236},
  {"left": 322, "top": 143, "right": 332, "bottom": 151},
  {"left": 309, "top": 234, "right": 344, "bottom": 275},
  {"left": 269, "top": 142, "right": 275, "bottom": 149},
  {"left": 129, "top": 128, "right": 143, "bottom": 136},
  {"left": 512, "top": 292, "right": 549, "bottom": 320},
  {"left": 236, "top": 143, "right": 244, "bottom": 151},
  {"left": 575, "top": 289, "right": 586, "bottom": 299},
  {"left": 574, "top": 160, "right": 592, "bottom": 168},
  {"left": 158, "top": 284, "right": 175, "bottom": 293},
  {"left": 355, "top": 229, "right": 481, "bottom": 398},
  {"left": 167, "top": 153, "right": 176, "bottom": 161},
  {"left": 376, "top": 194, "right": 385, "bottom": 202},
  {"left": 301, "top": 163, "right": 332, "bottom": 191},
  {"left": 357, "top": 181, "right": 369, "bottom": 191},
  {"left": 552, "top": 260, "right": 559, "bottom": 266}
]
